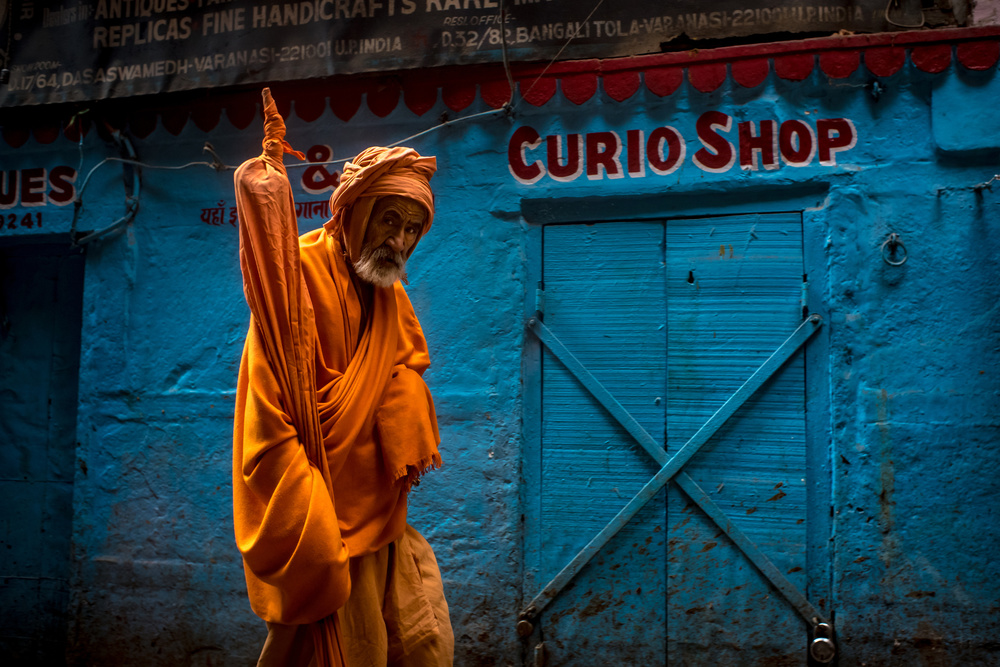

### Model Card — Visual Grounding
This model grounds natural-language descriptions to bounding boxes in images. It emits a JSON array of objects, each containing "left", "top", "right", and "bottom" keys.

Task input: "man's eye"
[{"left": 405, "top": 226, "right": 418, "bottom": 235}]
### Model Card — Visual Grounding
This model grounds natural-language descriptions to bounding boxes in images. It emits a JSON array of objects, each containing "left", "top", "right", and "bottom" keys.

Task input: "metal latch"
[
  {"left": 533, "top": 642, "right": 548, "bottom": 667},
  {"left": 810, "top": 621, "right": 836, "bottom": 663}
]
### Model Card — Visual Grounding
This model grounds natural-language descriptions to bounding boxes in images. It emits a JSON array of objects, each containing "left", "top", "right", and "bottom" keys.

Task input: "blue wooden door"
[
  {"left": 524, "top": 213, "right": 822, "bottom": 664},
  {"left": 0, "top": 243, "right": 85, "bottom": 664},
  {"left": 528, "top": 220, "right": 668, "bottom": 663}
]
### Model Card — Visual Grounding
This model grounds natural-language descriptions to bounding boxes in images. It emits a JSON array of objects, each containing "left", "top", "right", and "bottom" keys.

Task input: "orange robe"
[{"left": 232, "top": 89, "right": 442, "bottom": 663}]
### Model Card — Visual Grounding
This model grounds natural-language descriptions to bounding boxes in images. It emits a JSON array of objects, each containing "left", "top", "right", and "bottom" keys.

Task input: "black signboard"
[{"left": 0, "top": 0, "right": 930, "bottom": 107}]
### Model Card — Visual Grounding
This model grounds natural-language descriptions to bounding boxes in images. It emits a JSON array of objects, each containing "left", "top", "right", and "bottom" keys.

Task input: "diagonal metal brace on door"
[{"left": 520, "top": 314, "right": 825, "bottom": 630}]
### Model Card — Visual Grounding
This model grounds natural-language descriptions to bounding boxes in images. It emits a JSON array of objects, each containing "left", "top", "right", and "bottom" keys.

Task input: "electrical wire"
[
  {"left": 75, "top": 155, "right": 228, "bottom": 202},
  {"left": 285, "top": 107, "right": 507, "bottom": 169},
  {"left": 498, "top": 1, "right": 515, "bottom": 111},
  {"left": 513, "top": 0, "right": 605, "bottom": 111},
  {"left": 64, "top": 90, "right": 512, "bottom": 240},
  {"left": 71, "top": 89, "right": 513, "bottom": 180}
]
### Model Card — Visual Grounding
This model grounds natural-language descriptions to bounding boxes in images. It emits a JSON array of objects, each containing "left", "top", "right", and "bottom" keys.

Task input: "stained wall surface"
[{"left": 0, "top": 38, "right": 997, "bottom": 666}]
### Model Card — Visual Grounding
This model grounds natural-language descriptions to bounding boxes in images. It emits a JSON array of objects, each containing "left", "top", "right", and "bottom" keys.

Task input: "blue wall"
[{"left": 0, "top": 49, "right": 997, "bottom": 665}]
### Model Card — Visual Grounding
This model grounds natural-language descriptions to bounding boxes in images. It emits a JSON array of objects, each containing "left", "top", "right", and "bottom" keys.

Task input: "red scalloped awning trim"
[
  {"left": 865, "top": 46, "right": 907, "bottom": 77},
  {"left": 129, "top": 111, "right": 157, "bottom": 138},
  {"left": 4, "top": 26, "right": 999, "bottom": 146},
  {"left": 330, "top": 84, "right": 364, "bottom": 123},
  {"left": 403, "top": 82, "right": 438, "bottom": 117},
  {"left": 367, "top": 80, "right": 401, "bottom": 118},
  {"left": 3, "top": 126, "right": 30, "bottom": 148},
  {"left": 731, "top": 58, "right": 770, "bottom": 88},
  {"left": 603, "top": 70, "right": 641, "bottom": 101},
  {"left": 774, "top": 53, "right": 815, "bottom": 80},
  {"left": 819, "top": 50, "right": 860, "bottom": 78},
  {"left": 191, "top": 103, "right": 222, "bottom": 132},
  {"left": 689, "top": 63, "right": 727, "bottom": 93},
  {"left": 643, "top": 66, "right": 683, "bottom": 96},
  {"left": 911, "top": 43, "right": 952, "bottom": 73},
  {"left": 293, "top": 93, "right": 327, "bottom": 123},
  {"left": 562, "top": 72, "right": 598, "bottom": 105},
  {"left": 442, "top": 80, "right": 477, "bottom": 111},
  {"left": 480, "top": 78, "right": 512, "bottom": 109},
  {"left": 956, "top": 40, "right": 1000, "bottom": 70},
  {"left": 161, "top": 109, "right": 189, "bottom": 136}
]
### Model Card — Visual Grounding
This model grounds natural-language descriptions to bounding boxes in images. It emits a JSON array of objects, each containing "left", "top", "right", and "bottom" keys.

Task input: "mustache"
[
  {"left": 353, "top": 241, "right": 407, "bottom": 287},
  {"left": 369, "top": 244, "right": 404, "bottom": 268}
]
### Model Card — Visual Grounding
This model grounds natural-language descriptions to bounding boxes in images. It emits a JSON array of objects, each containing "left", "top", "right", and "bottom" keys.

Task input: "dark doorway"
[{"left": 0, "top": 241, "right": 85, "bottom": 665}]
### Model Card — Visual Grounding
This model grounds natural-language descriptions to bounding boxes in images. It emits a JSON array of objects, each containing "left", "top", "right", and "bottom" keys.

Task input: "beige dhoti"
[{"left": 257, "top": 525, "right": 454, "bottom": 667}]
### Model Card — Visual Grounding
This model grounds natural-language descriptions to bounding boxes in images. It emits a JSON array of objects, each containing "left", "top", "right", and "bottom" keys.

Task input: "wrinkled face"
[
  {"left": 352, "top": 195, "right": 427, "bottom": 287},
  {"left": 365, "top": 195, "right": 426, "bottom": 256}
]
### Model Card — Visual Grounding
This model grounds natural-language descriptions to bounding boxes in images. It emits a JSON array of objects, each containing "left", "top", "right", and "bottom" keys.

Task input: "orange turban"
[{"left": 324, "top": 146, "right": 437, "bottom": 263}]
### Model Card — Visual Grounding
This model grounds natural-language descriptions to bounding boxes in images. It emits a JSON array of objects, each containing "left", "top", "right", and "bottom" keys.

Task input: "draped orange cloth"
[{"left": 232, "top": 89, "right": 442, "bottom": 665}]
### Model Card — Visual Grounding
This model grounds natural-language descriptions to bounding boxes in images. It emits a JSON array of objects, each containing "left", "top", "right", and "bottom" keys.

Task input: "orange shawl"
[{"left": 232, "top": 89, "right": 441, "bottom": 662}]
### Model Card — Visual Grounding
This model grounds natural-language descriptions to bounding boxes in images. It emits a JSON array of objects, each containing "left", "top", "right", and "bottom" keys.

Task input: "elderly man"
[{"left": 232, "top": 89, "right": 453, "bottom": 667}]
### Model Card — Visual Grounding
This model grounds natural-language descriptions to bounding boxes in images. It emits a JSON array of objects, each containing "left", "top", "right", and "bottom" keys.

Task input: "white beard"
[{"left": 353, "top": 244, "right": 406, "bottom": 288}]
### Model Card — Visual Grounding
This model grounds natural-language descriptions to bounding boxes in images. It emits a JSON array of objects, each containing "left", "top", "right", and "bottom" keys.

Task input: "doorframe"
[{"left": 517, "top": 182, "right": 836, "bottom": 657}]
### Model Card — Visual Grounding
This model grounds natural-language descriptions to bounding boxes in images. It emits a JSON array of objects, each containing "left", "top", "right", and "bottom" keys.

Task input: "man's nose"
[{"left": 386, "top": 229, "right": 407, "bottom": 252}]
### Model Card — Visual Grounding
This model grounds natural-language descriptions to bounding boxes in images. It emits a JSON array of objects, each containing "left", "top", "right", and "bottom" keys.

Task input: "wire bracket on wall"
[
  {"left": 73, "top": 129, "right": 142, "bottom": 246},
  {"left": 936, "top": 173, "right": 1000, "bottom": 195},
  {"left": 202, "top": 142, "right": 228, "bottom": 172},
  {"left": 974, "top": 174, "right": 999, "bottom": 191}
]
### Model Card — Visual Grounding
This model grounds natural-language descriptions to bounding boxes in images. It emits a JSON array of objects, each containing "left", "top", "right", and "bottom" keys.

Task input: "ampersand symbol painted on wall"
[{"left": 301, "top": 144, "right": 340, "bottom": 195}]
